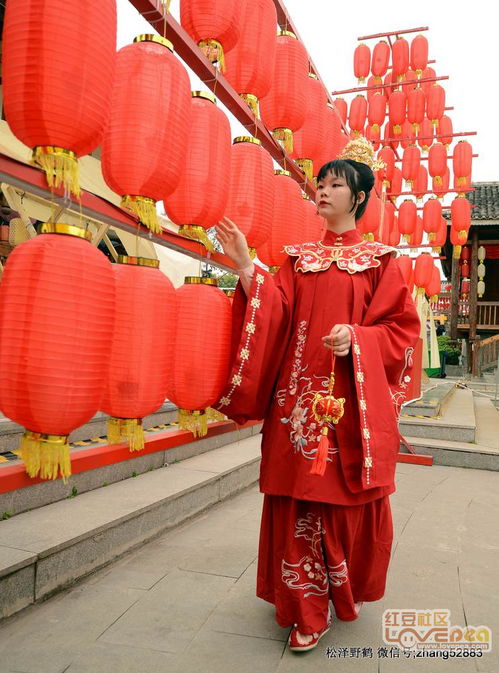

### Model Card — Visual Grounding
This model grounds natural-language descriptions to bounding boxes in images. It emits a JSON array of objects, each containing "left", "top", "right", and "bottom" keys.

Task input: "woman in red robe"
[{"left": 215, "top": 137, "right": 420, "bottom": 652}]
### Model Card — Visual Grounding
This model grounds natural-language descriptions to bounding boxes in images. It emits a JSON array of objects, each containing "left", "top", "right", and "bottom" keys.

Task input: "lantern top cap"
[
  {"left": 192, "top": 90, "right": 217, "bottom": 105},
  {"left": 39, "top": 222, "right": 92, "bottom": 241},
  {"left": 134, "top": 34, "right": 174, "bottom": 52},
  {"left": 184, "top": 276, "right": 219, "bottom": 286},
  {"left": 308, "top": 72, "right": 318, "bottom": 80},
  {"left": 275, "top": 169, "right": 291, "bottom": 177},
  {"left": 278, "top": 30, "right": 297, "bottom": 39},
  {"left": 338, "top": 136, "right": 386, "bottom": 171},
  {"left": 117, "top": 255, "right": 160, "bottom": 269},
  {"left": 233, "top": 136, "right": 261, "bottom": 146}
]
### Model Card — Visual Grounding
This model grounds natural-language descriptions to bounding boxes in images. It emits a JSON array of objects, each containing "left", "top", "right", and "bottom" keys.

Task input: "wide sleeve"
[
  {"left": 343, "top": 254, "right": 420, "bottom": 490},
  {"left": 215, "top": 259, "right": 295, "bottom": 424}
]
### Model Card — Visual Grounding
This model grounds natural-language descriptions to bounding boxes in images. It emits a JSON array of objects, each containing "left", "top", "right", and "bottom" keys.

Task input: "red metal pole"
[
  {"left": 384, "top": 132, "right": 477, "bottom": 143},
  {"left": 393, "top": 154, "right": 478, "bottom": 162},
  {"left": 332, "top": 74, "right": 449, "bottom": 96},
  {"left": 358, "top": 27, "right": 429, "bottom": 40}
]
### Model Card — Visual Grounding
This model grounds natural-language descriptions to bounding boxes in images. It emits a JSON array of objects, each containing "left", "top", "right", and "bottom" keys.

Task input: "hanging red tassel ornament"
[
  {"left": 310, "top": 353, "right": 345, "bottom": 476},
  {"left": 0, "top": 223, "right": 115, "bottom": 480},
  {"left": 371, "top": 40, "right": 390, "bottom": 77},
  {"left": 180, "top": 0, "right": 244, "bottom": 72},
  {"left": 101, "top": 257, "right": 176, "bottom": 452},
  {"left": 102, "top": 35, "right": 191, "bottom": 233},
  {"left": 260, "top": 31, "right": 308, "bottom": 154},
  {"left": 410, "top": 34, "right": 429, "bottom": 77},
  {"left": 2, "top": 0, "right": 116, "bottom": 197},
  {"left": 354, "top": 43, "right": 371, "bottom": 83},
  {"left": 165, "top": 91, "right": 231, "bottom": 250}
]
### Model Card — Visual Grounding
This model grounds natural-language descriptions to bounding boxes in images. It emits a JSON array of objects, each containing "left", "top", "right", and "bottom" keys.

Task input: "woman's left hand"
[{"left": 322, "top": 324, "right": 352, "bottom": 357}]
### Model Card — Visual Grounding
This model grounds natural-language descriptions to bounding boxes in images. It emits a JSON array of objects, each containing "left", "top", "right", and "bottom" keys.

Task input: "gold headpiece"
[{"left": 337, "top": 136, "right": 385, "bottom": 172}]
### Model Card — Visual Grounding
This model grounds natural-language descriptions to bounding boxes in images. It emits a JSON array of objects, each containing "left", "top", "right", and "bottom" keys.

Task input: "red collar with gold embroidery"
[{"left": 284, "top": 240, "right": 395, "bottom": 274}]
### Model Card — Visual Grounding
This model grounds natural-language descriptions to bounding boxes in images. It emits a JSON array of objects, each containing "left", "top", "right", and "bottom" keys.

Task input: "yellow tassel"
[
  {"left": 199, "top": 39, "right": 225, "bottom": 72},
  {"left": 248, "top": 246, "right": 257, "bottom": 260},
  {"left": 272, "top": 128, "right": 293, "bottom": 154},
  {"left": 363, "top": 233, "right": 375, "bottom": 241},
  {"left": 296, "top": 158, "right": 314, "bottom": 181},
  {"left": 32, "top": 146, "right": 80, "bottom": 198},
  {"left": 107, "top": 417, "right": 144, "bottom": 452},
  {"left": 206, "top": 407, "right": 226, "bottom": 422},
  {"left": 403, "top": 234, "right": 411, "bottom": 243},
  {"left": 240, "top": 93, "right": 260, "bottom": 118},
  {"left": 121, "top": 195, "right": 161, "bottom": 234},
  {"left": 432, "top": 246, "right": 442, "bottom": 254},
  {"left": 268, "top": 266, "right": 280, "bottom": 275},
  {"left": 393, "top": 124, "right": 402, "bottom": 135},
  {"left": 178, "top": 225, "right": 215, "bottom": 251},
  {"left": 453, "top": 245, "right": 462, "bottom": 259},
  {"left": 178, "top": 409, "right": 208, "bottom": 437},
  {"left": 20, "top": 431, "right": 71, "bottom": 481},
  {"left": 434, "top": 176, "right": 443, "bottom": 186},
  {"left": 428, "top": 232, "right": 435, "bottom": 242}
]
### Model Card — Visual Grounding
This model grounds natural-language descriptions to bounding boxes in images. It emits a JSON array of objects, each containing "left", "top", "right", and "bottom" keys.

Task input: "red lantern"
[
  {"left": 397, "top": 255, "right": 414, "bottom": 292},
  {"left": 438, "top": 115, "right": 453, "bottom": 147},
  {"left": 292, "top": 74, "right": 329, "bottom": 179},
  {"left": 168, "top": 277, "right": 232, "bottom": 436},
  {"left": 400, "top": 69, "right": 417, "bottom": 96},
  {"left": 0, "top": 224, "right": 115, "bottom": 479},
  {"left": 460, "top": 262, "right": 470, "bottom": 279},
  {"left": 402, "top": 145, "right": 421, "bottom": 187},
  {"left": 366, "top": 124, "right": 381, "bottom": 151},
  {"left": 417, "top": 117, "right": 434, "bottom": 152},
  {"left": 412, "top": 164, "right": 428, "bottom": 201},
  {"left": 314, "top": 105, "right": 345, "bottom": 174},
  {"left": 260, "top": 31, "right": 308, "bottom": 153},
  {"left": 180, "top": 0, "right": 243, "bottom": 71},
  {"left": 421, "top": 67, "right": 436, "bottom": 96},
  {"left": 303, "top": 195, "right": 324, "bottom": 240},
  {"left": 426, "top": 265, "right": 441, "bottom": 302},
  {"left": 407, "top": 87, "right": 426, "bottom": 131},
  {"left": 367, "top": 75, "right": 384, "bottom": 101},
  {"left": 379, "top": 199, "right": 395, "bottom": 244},
  {"left": 224, "top": 0, "right": 277, "bottom": 117},
  {"left": 461, "top": 277, "right": 471, "bottom": 296},
  {"left": 454, "top": 173, "right": 472, "bottom": 195},
  {"left": 2, "top": 0, "right": 116, "bottom": 197},
  {"left": 390, "top": 166, "right": 403, "bottom": 201},
  {"left": 378, "top": 146, "right": 396, "bottom": 185},
  {"left": 358, "top": 194, "right": 381, "bottom": 240},
  {"left": 451, "top": 197, "right": 471, "bottom": 235},
  {"left": 453, "top": 141, "right": 473, "bottom": 187},
  {"left": 451, "top": 227, "right": 468, "bottom": 259},
  {"left": 433, "top": 167, "right": 450, "bottom": 199},
  {"left": 410, "top": 35, "right": 429, "bottom": 77},
  {"left": 427, "top": 84, "right": 446, "bottom": 129},
  {"left": 428, "top": 142, "right": 447, "bottom": 185},
  {"left": 460, "top": 246, "right": 471, "bottom": 262},
  {"left": 414, "top": 253, "right": 434, "bottom": 293},
  {"left": 400, "top": 120, "right": 416, "bottom": 150},
  {"left": 348, "top": 95, "right": 368, "bottom": 136},
  {"left": 409, "top": 215, "right": 424, "bottom": 248},
  {"left": 225, "top": 137, "right": 274, "bottom": 253},
  {"left": 333, "top": 98, "right": 348, "bottom": 125},
  {"left": 101, "top": 258, "right": 176, "bottom": 451},
  {"left": 102, "top": 36, "right": 191, "bottom": 233},
  {"left": 166, "top": 92, "right": 231, "bottom": 248},
  {"left": 389, "top": 215, "right": 400, "bottom": 247},
  {"left": 392, "top": 37, "right": 409, "bottom": 79},
  {"left": 388, "top": 90, "right": 406, "bottom": 135},
  {"left": 372, "top": 41, "right": 390, "bottom": 77},
  {"left": 354, "top": 43, "right": 371, "bottom": 82},
  {"left": 398, "top": 199, "right": 418, "bottom": 242},
  {"left": 432, "top": 216, "right": 448, "bottom": 252},
  {"left": 423, "top": 198, "right": 442, "bottom": 242},
  {"left": 367, "top": 92, "right": 386, "bottom": 132}
]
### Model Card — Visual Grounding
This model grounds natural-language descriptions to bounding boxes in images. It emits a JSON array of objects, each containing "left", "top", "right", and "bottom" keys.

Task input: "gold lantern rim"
[
  {"left": 117, "top": 255, "right": 160, "bottom": 268},
  {"left": 275, "top": 169, "right": 291, "bottom": 177},
  {"left": 278, "top": 30, "right": 297, "bottom": 39},
  {"left": 192, "top": 90, "right": 217, "bottom": 105},
  {"left": 134, "top": 34, "right": 174, "bottom": 52},
  {"left": 233, "top": 136, "right": 261, "bottom": 146},
  {"left": 39, "top": 222, "right": 92, "bottom": 241},
  {"left": 184, "top": 276, "right": 219, "bottom": 286}
]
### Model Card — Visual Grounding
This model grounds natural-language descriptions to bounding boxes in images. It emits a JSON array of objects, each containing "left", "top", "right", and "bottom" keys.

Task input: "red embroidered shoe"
[{"left": 288, "top": 616, "right": 332, "bottom": 652}]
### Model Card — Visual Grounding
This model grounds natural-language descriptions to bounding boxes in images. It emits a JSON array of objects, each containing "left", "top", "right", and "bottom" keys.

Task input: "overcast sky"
[{"left": 117, "top": 0, "right": 498, "bottom": 183}]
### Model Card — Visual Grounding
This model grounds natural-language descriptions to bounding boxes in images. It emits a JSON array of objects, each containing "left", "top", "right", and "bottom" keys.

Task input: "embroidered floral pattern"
[
  {"left": 289, "top": 321, "right": 307, "bottom": 396},
  {"left": 390, "top": 346, "right": 415, "bottom": 415},
  {"left": 284, "top": 240, "right": 394, "bottom": 275}
]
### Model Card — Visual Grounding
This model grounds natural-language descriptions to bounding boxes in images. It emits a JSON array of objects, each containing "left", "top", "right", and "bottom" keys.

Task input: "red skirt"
[{"left": 256, "top": 494, "right": 393, "bottom": 634}]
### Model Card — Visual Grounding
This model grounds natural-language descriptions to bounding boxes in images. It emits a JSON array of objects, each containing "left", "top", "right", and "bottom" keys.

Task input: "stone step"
[
  {"left": 402, "top": 381, "right": 456, "bottom": 417},
  {"left": 400, "top": 436, "right": 499, "bottom": 471},
  {"left": 0, "top": 435, "right": 262, "bottom": 620}
]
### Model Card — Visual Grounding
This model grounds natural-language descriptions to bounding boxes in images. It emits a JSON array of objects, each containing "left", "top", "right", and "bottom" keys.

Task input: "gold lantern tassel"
[
  {"left": 453, "top": 245, "right": 462, "bottom": 259},
  {"left": 20, "top": 431, "right": 71, "bottom": 481},
  {"left": 240, "top": 93, "right": 260, "bottom": 118},
  {"left": 178, "top": 225, "right": 215, "bottom": 252},
  {"left": 272, "top": 128, "right": 293, "bottom": 154},
  {"left": 32, "top": 146, "right": 80, "bottom": 198},
  {"left": 121, "top": 196, "right": 161, "bottom": 234},
  {"left": 107, "top": 417, "right": 145, "bottom": 452},
  {"left": 206, "top": 407, "right": 226, "bottom": 422},
  {"left": 363, "top": 233, "right": 375, "bottom": 241},
  {"left": 178, "top": 409, "right": 208, "bottom": 437},
  {"left": 199, "top": 39, "right": 226, "bottom": 72}
]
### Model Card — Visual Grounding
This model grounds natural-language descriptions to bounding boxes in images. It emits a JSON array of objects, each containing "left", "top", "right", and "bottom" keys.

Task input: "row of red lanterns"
[
  {"left": 396, "top": 252, "right": 441, "bottom": 301},
  {"left": 354, "top": 34, "right": 429, "bottom": 82}
]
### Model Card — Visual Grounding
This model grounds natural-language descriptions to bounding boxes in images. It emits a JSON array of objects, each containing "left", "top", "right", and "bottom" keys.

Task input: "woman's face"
[{"left": 316, "top": 172, "right": 357, "bottom": 219}]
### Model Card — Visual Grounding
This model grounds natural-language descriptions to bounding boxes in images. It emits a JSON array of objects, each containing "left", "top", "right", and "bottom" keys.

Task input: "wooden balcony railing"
[
  {"left": 471, "top": 334, "right": 499, "bottom": 377},
  {"left": 432, "top": 298, "right": 499, "bottom": 330}
]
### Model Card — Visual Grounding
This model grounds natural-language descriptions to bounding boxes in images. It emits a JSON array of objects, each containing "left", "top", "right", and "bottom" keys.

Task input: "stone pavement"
[{"left": 0, "top": 462, "right": 498, "bottom": 673}]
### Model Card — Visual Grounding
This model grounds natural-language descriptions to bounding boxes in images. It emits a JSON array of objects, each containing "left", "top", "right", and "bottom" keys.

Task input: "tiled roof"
[{"left": 467, "top": 182, "right": 499, "bottom": 221}]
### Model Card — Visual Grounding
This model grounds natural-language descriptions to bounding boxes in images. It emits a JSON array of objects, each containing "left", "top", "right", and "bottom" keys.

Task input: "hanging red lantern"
[
  {"left": 461, "top": 277, "right": 471, "bottom": 297},
  {"left": 357, "top": 194, "right": 381, "bottom": 240},
  {"left": 372, "top": 41, "right": 390, "bottom": 77},
  {"left": 390, "top": 166, "right": 403, "bottom": 201},
  {"left": 379, "top": 199, "right": 395, "bottom": 244},
  {"left": 417, "top": 117, "right": 434, "bottom": 152},
  {"left": 384, "top": 71, "right": 398, "bottom": 97},
  {"left": 402, "top": 145, "right": 421, "bottom": 187},
  {"left": 389, "top": 215, "right": 400, "bottom": 247},
  {"left": 414, "top": 253, "right": 434, "bottom": 294},
  {"left": 366, "top": 124, "right": 381, "bottom": 151},
  {"left": 224, "top": 0, "right": 277, "bottom": 117},
  {"left": 451, "top": 197, "right": 471, "bottom": 235},
  {"left": 388, "top": 90, "right": 406, "bottom": 135},
  {"left": 354, "top": 43, "right": 371, "bottom": 82},
  {"left": 460, "top": 262, "right": 470, "bottom": 279},
  {"left": 333, "top": 98, "right": 348, "bottom": 125},
  {"left": 427, "top": 84, "right": 446, "bottom": 129},
  {"left": 400, "top": 119, "right": 416, "bottom": 150},
  {"left": 101, "top": 257, "right": 176, "bottom": 451},
  {"left": 421, "top": 66, "right": 436, "bottom": 95},
  {"left": 348, "top": 95, "right": 368, "bottom": 136},
  {"left": 367, "top": 75, "right": 384, "bottom": 101},
  {"left": 367, "top": 92, "right": 386, "bottom": 132},
  {"left": 180, "top": 0, "right": 243, "bottom": 71},
  {"left": 432, "top": 216, "right": 448, "bottom": 253},
  {"left": 422, "top": 197, "right": 442, "bottom": 242},
  {"left": 400, "top": 69, "right": 417, "bottom": 96},
  {"left": 410, "top": 35, "right": 429, "bottom": 77},
  {"left": 225, "top": 137, "right": 274, "bottom": 255},
  {"left": 426, "top": 265, "right": 441, "bottom": 302},
  {"left": 453, "top": 141, "right": 473, "bottom": 187},
  {"left": 102, "top": 35, "right": 191, "bottom": 233},
  {"left": 397, "top": 255, "right": 414, "bottom": 292},
  {"left": 409, "top": 215, "right": 424, "bottom": 248},
  {"left": 438, "top": 115, "right": 453, "bottom": 147},
  {"left": 292, "top": 74, "right": 329, "bottom": 179},
  {"left": 314, "top": 105, "right": 345, "bottom": 174},
  {"left": 398, "top": 199, "right": 418, "bottom": 242},
  {"left": 2, "top": 0, "right": 116, "bottom": 197},
  {"left": 454, "top": 173, "right": 472, "bottom": 195},
  {"left": 378, "top": 146, "right": 396, "bottom": 185},
  {"left": 450, "top": 227, "right": 468, "bottom": 259},
  {"left": 433, "top": 166, "right": 450, "bottom": 199},
  {"left": 392, "top": 37, "right": 409, "bottom": 80},
  {"left": 303, "top": 195, "right": 324, "bottom": 240},
  {"left": 412, "top": 164, "right": 428, "bottom": 201},
  {"left": 460, "top": 246, "right": 471, "bottom": 262},
  {"left": 0, "top": 223, "right": 115, "bottom": 480},
  {"left": 428, "top": 142, "right": 448, "bottom": 185},
  {"left": 260, "top": 31, "right": 308, "bottom": 153},
  {"left": 166, "top": 92, "right": 231, "bottom": 249},
  {"left": 407, "top": 87, "right": 426, "bottom": 131},
  {"left": 168, "top": 277, "right": 232, "bottom": 436}
]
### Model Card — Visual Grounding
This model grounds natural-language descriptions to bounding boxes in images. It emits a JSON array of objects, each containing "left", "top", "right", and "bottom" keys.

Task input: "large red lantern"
[
  {"left": 378, "top": 146, "right": 396, "bottom": 186},
  {"left": 168, "top": 278, "right": 232, "bottom": 436},
  {"left": 0, "top": 224, "right": 115, "bottom": 480},
  {"left": 180, "top": 0, "right": 243, "bottom": 71},
  {"left": 102, "top": 36, "right": 191, "bottom": 233},
  {"left": 407, "top": 87, "right": 426, "bottom": 131},
  {"left": 333, "top": 98, "right": 348, "bottom": 125},
  {"left": 368, "top": 92, "right": 386, "bottom": 132},
  {"left": 357, "top": 194, "right": 381, "bottom": 240},
  {"left": 371, "top": 41, "right": 390, "bottom": 77},
  {"left": 453, "top": 141, "right": 473, "bottom": 187},
  {"left": 225, "top": 137, "right": 274, "bottom": 254},
  {"left": 438, "top": 115, "right": 453, "bottom": 147},
  {"left": 2, "top": 0, "right": 116, "bottom": 197},
  {"left": 392, "top": 37, "right": 409, "bottom": 80},
  {"left": 398, "top": 199, "right": 418, "bottom": 242},
  {"left": 410, "top": 35, "right": 429, "bottom": 77},
  {"left": 349, "top": 95, "right": 368, "bottom": 136},
  {"left": 409, "top": 215, "right": 424, "bottom": 248},
  {"left": 292, "top": 74, "right": 329, "bottom": 179},
  {"left": 422, "top": 197, "right": 442, "bottom": 242},
  {"left": 101, "top": 258, "right": 176, "bottom": 451},
  {"left": 427, "top": 84, "right": 446, "bottom": 129},
  {"left": 414, "top": 253, "right": 434, "bottom": 294},
  {"left": 417, "top": 117, "right": 434, "bottom": 152},
  {"left": 428, "top": 142, "right": 448, "bottom": 185},
  {"left": 314, "top": 106, "right": 345, "bottom": 174},
  {"left": 354, "top": 43, "right": 371, "bottom": 82},
  {"left": 260, "top": 31, "right": 308, "bottom": 153},
  {"left": 166, "top": 92, "right": 231, "bottom": 248},
  {"left": 397, "top": 256, "right": 414, "bottom": 292},
  {"left": 426, "top": 265, "right": 441, "bottom": 302},
  {"left": 412, "top": 164, "right": 428, "bottom": 201},
  {"left": 388, "top": 90, "right": 406, "bottom": 135},
  {"left": 402, "top": 145, "right": 421, "bottom": 188},
  {"left": 224, "top": 0, "right": 277, "bottom": 117},
  {"left": 451, "top": 197, "right": 471, "bottom": 258}
]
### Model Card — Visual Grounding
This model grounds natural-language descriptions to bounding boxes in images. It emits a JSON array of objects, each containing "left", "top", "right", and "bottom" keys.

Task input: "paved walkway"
[{"left": 0, "top": 462, "right": 498, "bottom": 673}]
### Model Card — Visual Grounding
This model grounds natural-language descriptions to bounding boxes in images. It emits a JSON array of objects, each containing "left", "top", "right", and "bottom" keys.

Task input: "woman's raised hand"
[{"left": 215, "top": 217, "right": 253, "bottom": 270}]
